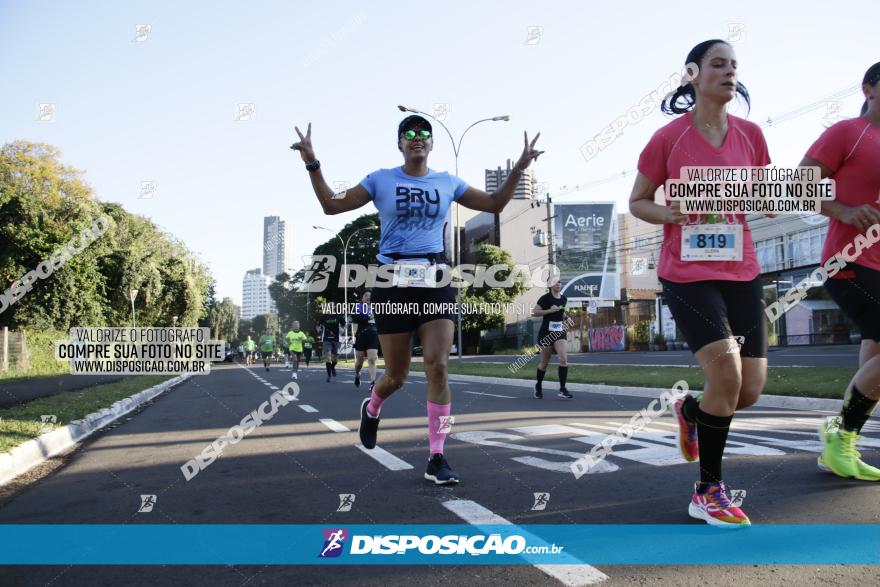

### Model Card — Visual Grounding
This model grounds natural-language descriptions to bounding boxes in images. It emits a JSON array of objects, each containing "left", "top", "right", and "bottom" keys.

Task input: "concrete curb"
[
  {"left": 0, "top": 373, "right": 193, "bottom": 487},
  {"left": 408, "top": 371, "right": 843, "bottom": 413}
]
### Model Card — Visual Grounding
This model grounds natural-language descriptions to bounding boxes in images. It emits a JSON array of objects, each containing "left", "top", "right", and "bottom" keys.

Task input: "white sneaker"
[{"left": 292, "top": 372, "right": 298, "bottom": 380}]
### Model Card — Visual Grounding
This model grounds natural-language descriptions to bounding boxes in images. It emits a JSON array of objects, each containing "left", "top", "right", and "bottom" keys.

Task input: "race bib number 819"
[{"left": 680, "top": 224, "right": 743, "bottom": 262}]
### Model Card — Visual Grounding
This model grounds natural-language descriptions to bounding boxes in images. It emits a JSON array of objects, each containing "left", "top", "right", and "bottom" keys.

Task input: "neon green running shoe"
[{"left": 818, "top": 417, "right": 880, "bottom": 481}]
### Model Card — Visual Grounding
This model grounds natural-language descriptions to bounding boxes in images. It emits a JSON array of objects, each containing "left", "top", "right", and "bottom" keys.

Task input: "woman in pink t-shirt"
[
  {"left": 630, "top": 40, "right": 771, "bottom": 527},
  {"left": 800, "top": 62, "right": 880, "bottom": 481}
]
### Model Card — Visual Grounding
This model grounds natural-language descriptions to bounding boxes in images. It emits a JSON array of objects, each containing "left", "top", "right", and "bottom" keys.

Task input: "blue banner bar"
[{"left": 1, "top": 525, "right": 878, "bottom": 565}]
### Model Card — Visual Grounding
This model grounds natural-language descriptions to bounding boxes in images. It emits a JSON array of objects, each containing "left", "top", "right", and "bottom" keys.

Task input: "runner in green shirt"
[
  {"left": 243, "top": 336, "right": 256, "bottom": 366},
  {"left": 303, "top": 334, "right": 315, "bottom": 368},
  {"left": 284, "top": 321, "right": 308, "bottom": 380},
  {"left": 259, "top": 333, "right": 275, "bottom": 371}
]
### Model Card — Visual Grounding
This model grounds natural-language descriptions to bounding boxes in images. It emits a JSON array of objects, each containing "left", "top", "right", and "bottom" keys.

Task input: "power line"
[{"left": 550, "top": 84, "right": 863, "bottom": 198}]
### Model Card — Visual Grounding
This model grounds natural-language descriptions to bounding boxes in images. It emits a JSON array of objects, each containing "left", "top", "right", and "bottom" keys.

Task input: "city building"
[
  {"left": 750, "top": 215, "right": 851, "bottom": 345},
  {"left": 263, "top": 216, "right": 292, "bottom": 280},
  {"left": 241, "top": 268, "right": 276, "bottom": 320}
]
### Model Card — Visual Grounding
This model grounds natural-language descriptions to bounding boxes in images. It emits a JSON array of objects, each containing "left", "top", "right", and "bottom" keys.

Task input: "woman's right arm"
[
  {"left": 629, "top": 172, "right": 687, "bottom": 225},
  {"left": 291, "top": 123, "right": 372, "bottom": 215},
  {"left": 798, "top": 156, "right": 880, "bottom": 232}
]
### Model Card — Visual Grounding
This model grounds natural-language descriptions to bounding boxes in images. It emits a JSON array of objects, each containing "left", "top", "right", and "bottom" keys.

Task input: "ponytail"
[
  {"left": 861, "top": 61, "right": 880, "bottom": 116},
  {"left": 661, "top": 40, "right": 751, "bottom": 116}
]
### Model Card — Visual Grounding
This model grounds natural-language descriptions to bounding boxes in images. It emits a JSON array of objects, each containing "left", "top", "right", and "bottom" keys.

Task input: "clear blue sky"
[{"left": 1, "top": 1, "right": 873, "bottom": 305}]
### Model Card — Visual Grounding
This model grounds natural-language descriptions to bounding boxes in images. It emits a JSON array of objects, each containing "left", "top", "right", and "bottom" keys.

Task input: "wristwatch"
[{"left": 305, "top": 160, "right": 321, "bottom": 172}]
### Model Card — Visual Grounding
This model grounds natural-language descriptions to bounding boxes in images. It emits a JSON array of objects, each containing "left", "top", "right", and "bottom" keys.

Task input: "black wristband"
[{"left": 305, "top": 160, "right": 321, "bottom": 172}]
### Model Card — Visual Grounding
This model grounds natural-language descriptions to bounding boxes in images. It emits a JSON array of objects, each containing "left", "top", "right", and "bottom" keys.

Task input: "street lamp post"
[
  {"left": 128, "top": 288, "right": 139, "bottom": 329},
  {"left": 397, "top": 105, "right": 509, "bottom": 359},
  {"left": 314, "top": 224, "right": 377, "bottom": 356}
]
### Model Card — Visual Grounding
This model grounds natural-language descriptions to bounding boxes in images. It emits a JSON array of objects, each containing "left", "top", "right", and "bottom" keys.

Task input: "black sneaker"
[
  {"left": 358, "top": 397, "right": 380, "bottom": 449},
  {"left": 354, "top": 374, "right": 361, "bottom": 387},
  {"left": 558, "top": 388, "right": 573, "bottom": 400},
  {"left": 533, "top": 383, "right": 543, "bottom": 399},
  {"left": 326, "top": 375, "right": 331, "bottom": 383},
  {"left": 424, "top": 453, "right": 459, "bottom": 485}
]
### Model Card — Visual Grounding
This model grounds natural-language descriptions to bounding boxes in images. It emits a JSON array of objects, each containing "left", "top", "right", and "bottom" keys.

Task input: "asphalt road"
[
  {"left": 1, "top": 361, "right": 878, "bottom": 586},
  {"left": 460, "top": 344, "right": 861, "bottom": 367}
]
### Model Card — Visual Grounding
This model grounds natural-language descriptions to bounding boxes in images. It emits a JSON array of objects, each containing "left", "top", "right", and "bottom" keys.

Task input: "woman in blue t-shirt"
[{"left": 291, "top": 115, "right": 542, "bottom": 485}]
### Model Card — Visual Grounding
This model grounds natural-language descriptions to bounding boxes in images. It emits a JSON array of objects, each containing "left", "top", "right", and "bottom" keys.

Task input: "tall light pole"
[
  {"left": 315, "top": 224, "right": 378, "bottom": 357},
  {"left": 397, "top": 105, "right": 510, "bottom": 359},
  {"left": 313, "top": 225, "right": 344, "bottom": 312},
  {"left": 343, "top": 224, "right": 378, "bottom": 347},
  {"left": 128, "top": 288, "right": 139, "bottom": 329}
]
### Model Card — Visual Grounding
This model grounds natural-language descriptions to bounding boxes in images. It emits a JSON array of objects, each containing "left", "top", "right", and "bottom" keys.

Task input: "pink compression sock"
[
  {"left": 427, "top": 400, "right": 451, "bottom": 455},
  {"left": 366, "top": 386, "right": 385, "bottom": 418}
]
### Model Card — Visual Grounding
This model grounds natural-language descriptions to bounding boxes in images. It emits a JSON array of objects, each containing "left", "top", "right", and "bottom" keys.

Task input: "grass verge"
[{"left": 0, "top": 375, "right": 173, "bottom": 454}]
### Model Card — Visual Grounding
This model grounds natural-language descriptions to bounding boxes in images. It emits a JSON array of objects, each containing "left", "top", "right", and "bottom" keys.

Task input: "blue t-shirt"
[{"left": 359, "top": 167, "right": 469, "bottom": 263}]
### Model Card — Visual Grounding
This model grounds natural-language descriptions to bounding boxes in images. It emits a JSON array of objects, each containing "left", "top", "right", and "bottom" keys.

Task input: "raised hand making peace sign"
[{"left": 290, "top": 123, "right": 316, "bottom": 163}]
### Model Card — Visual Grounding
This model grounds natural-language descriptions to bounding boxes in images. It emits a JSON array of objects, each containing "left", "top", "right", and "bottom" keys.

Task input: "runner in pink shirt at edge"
[
  {"left": 630, "top": 39, "right": 771, "bottom": 527},
  {"left": 800, "top": 61, "right": 880, "bottom": 481}
]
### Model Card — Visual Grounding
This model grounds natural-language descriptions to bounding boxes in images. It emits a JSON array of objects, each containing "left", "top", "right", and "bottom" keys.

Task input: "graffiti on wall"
[{"left": 588, "top": 325, "right": 625, "bottom": 352}]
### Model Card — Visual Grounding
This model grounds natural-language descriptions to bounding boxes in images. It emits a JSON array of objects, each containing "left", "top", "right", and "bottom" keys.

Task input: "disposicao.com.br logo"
[{"left": 318, "top": 528, "right": 562, "bottom": 557}]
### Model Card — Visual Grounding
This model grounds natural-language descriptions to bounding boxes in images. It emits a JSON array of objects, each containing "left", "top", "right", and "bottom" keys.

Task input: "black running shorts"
[
  {"left": 354, "top": 328, "right": 380, "bottom": 351},
  {"left": 660, "top": 276, "right": 768, "bottom": 358},
  {"left": 824, "top": 263, "right": 880, "bottom": 342},
  {"left": 371, "top": 266, "right": 456, "bottom": 335}
]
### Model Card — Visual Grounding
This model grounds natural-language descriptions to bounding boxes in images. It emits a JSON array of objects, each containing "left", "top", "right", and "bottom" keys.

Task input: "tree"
[
  {"left": 0, "top": 141, "right": 214, "bottom": 330},
  {"left": 252, "top": 313, "right": 278, "bottom": 338},
  {"left": 311, "top": 213, "right": 380, "bottom": 306},
  {"left": 459, "top": 244, "right": 528, "bottom": 350},
  {"left": 268, "top": 269, "right": 322, "bottom": 332},
  {"left": 237, "top": 318, "right": 254, "bottom": 344},
  {"left": 208, "top": 297, "right": 238, "bottom": 342}
]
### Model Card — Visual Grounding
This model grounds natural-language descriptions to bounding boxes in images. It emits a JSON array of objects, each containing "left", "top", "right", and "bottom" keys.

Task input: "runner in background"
[
  {"left": 303, "top": 333, "right": 315, "bottom": 368},
  {"left": 800, "top": 61, "right": 880, "bottom": 481},
  {"left": 283, "top": 327, "right": 295, "bottom": 369},
  {"left": 243, "top": 335, "right": 256, "bottom": 366},
  {"left": 259, "top": 332, "right": 276, "bottom": 372},
  {"left": 532, "top": 281, "right": 573, "bottom": 400},
  {"left": 352, "top": 291, "right": 379, "bottom": 387},
  {"left": 286, "top": 320, "right": 308, "bottom": 380},
  {"left": 630, "top": 39, "right": 770, "bottom": 526},
  {"left": 321, "top": 311, "right": 343, "bottom": 383}
]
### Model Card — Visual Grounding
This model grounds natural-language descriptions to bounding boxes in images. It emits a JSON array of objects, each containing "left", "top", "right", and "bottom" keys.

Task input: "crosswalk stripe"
[
  {"left": 355, "top": 444, "right": 414, "bottom": 470},
  {"left": 319, "top": 418, "right": 350, "bottom": 433},
  {"left": 442, "top": 499, "right": 609, "bottom": 585}
]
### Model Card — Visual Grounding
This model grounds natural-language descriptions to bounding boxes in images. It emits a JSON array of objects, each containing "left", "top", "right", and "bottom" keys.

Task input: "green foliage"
[
  {"left": 208, "top": 297, "right": 238, "bottom": 343},
  {"left": 633, "top": 320, "right": 650, "bottom": 344},
  {"left": 0, "top": 141, "right": 214, "bottom": 331},
  {"left": 461, "top": 244, "right": 528, "bottom": 335},
  {"left": 310, "top": 214, "right": 380, "bottom": 306},
  {"left": 252, "top": 313, "right": 278, "bottom": 337}
]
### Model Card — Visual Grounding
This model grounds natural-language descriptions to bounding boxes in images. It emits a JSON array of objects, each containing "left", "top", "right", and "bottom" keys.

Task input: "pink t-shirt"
[
  {"left": 806, "top": 117, "right": 880, "bottom": 272},
  {"left": 637, "top": 112, "right": 770, "bottom": 283}
]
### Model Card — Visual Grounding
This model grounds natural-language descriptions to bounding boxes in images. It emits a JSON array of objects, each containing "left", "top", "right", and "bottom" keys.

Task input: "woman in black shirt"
[{"left": 532, "top": 281, "right": 573, "bottom": 399}]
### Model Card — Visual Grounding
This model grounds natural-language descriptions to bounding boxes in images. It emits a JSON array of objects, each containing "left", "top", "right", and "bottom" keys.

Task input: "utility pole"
[{"left": 545, "top": 193, "right": 555, "bottom": 266}]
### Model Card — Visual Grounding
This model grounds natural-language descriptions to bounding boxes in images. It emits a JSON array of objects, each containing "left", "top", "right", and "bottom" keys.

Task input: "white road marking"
[
  {"left": 299, "top": 405, "right": 319, "bottom": 413},
  {"left": 442, "top": 499, "right": 609, "bottom": 585},
  {"left": 319, "top": 418, "right": 350, "bottom": 433},
  {"left": 268, "top": 385, "right": 279, "bottom": 390},
  {"left": 452, "top": 430, "right": 619, "bottom": 474},
  {"left": 355, "top": 444, "right": 414, "bottom": 470},
  {"left": 462, "top": 390, "right": 515, "bottom": 399}
]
